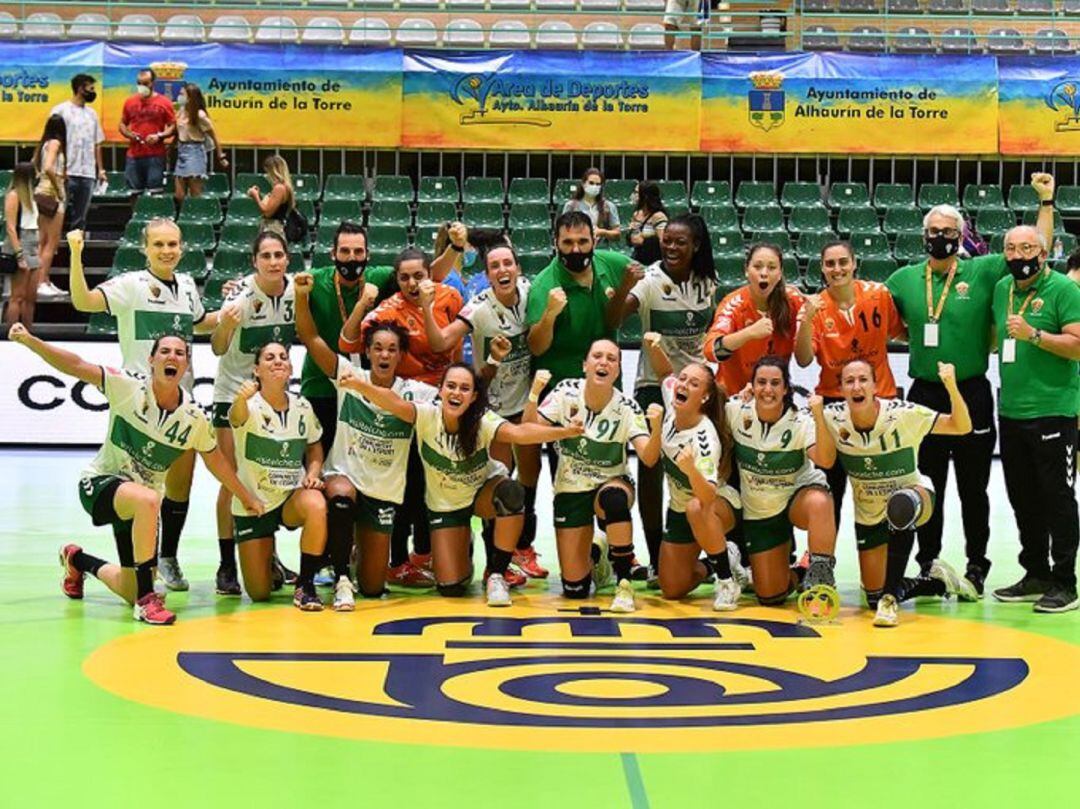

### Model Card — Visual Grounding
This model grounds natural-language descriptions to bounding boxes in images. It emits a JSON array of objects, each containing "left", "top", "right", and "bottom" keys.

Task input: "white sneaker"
[
  {"left": 333, "top": 575, "right": 356, "bottom": 612},
  {"left": 610, "top": 578, "right": 636, "bottom": 613},
  {"left": 713, "top": 577, "right": 740, "bottom": 611},
  {"left": 929, "top": 558, "right": 978, "bottom": 602},
  {"left": 156, "top": 556, "right": 189, "bottom": 591},
  {"left": 486, "top": 573, "right": 511, "bottom": 607},
  {"left": 728, "top": 543, "right": 752, "bottom": 592},
  {"left": 873, "top": 594, "right": 899, "bottom": 628},
  {"left": 37, "top": 281, "right": 66, "bottom": 300},
  {"left": 591, "top": 536, "right": 613, "bottom": 591}
]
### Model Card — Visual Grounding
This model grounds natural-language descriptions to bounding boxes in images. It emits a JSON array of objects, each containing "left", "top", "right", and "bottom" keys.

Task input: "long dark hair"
[
  {"left": 688, "top": 362, "right": 734, "bottom": 482},
  {"left": 746, "top": 242, "right": 793, "bottom": 339},
  {"left": 751, "top": 355, "right": 796, "bottom": 414},
  {"left": 7, "top": 162, "right": 34, "bottom": 211},
  {"left": 572, "top": 167, "right": 611, "bottom": 229},
  {"left": 441, "top": 362, "right": 489, "bottom": 458},
  {"left": 635, "top": 180, "right": 666, "bottom": 217},
  {"left": 362, "top": 319, "right": 410, "bottom": 355},
  {"left": 182, "top": 83, "right": 209, "bottom": 134},
  {"left": 36, "top": 114, "right": 67, "bottom": 170},
  {"left": 666, "top": 213, "right": 716, "bottom": 284}
]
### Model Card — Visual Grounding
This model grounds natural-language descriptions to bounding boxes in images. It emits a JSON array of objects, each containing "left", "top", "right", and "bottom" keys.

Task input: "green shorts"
[
  {"left": 634, "top": 385, "right": 663, "bottom": 412},
  {"left": 212, "top": 402, "right": 232, "bottom": 429},
  {"left": 78, "top": 475, "right": 128, "bottom": 529},
  {"left": 357, "top": 493, "right": 398, "bottom": 533},
  {"left": 743, "top": 510, "right": 795, "bottom": 555},
  {"left": 553, "top": 476, "right": 634, "bottom": 530},
  {"left": 428, "top": 505, "right": 474, "bottom": 530},
  {"left": 663, "top": 501, "right": 742, "bottom": 545},
  {"left": 235, "top": 502, "right": 295, "bottom": 543},
  {"left": 855, "top": 521, "right": 891, "bottom": 551}
]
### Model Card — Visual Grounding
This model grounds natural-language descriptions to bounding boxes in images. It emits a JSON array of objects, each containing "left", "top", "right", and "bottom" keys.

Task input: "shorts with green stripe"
[
  {"left": 664, "top": 501, "right": 742, "bottom": 545},
  {"left": 212, "top": 402, "right": 232, "bottom": 429},
  {"left": 357, "top": 493, "right": 398, "bottom": 534},
  {"left": 428, "top": 505, "right": 474, "bottom": 530},
  {"left": 236, "top": 502, "right": 294, "bottom": 542},
  {"left": 553, "top": 476, "right": 634, "bottom": 530},
  {"left": 855, "top": 521, "right": 892, "bottom": 551},
  {"left": 78, "top": 475, "right": 137, "bottom": 567},
  {"left": 743, "top": 510, "right": 794, "bottom": 555}
]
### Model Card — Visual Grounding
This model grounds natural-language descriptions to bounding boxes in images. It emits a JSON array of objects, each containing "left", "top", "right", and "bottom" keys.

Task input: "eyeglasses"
[
  {"left": 1005, "top": 242, "right": 1041, "bottom": 254},
  {"left": 926, "top": 227, "right": 960, "bottom": 239}
]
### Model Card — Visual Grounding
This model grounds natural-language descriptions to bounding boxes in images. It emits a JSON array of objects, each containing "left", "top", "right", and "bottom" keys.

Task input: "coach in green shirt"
[
  {"left": 990, "top": 224, "right": 1080, "bottom": 613},
  {"left": 885, "top": 173, "right": 1056, "bottom": 594}
]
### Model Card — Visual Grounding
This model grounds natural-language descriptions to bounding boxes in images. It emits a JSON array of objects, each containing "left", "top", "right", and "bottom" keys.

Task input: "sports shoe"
[
  {"left": 610, "top": 578, "right": 636, "bottom": 613},
  {"left": 629, "top": 556, "right": 649, "bottom": 582},
  {"left": 486, "top": 573, "right": 512, "bottom": 607},
  {"left": 1033, "top": 584, "right": 1080, "bottom": 614},
  {"left": 873, "top": 594, "right": 898, "bottom": 628},
  {"left": 36, "top": 281, "right": 67, "bottom": 300},
  {"left": 963, "top": 564, "right": 987, "bottom": 599},
  {"left": 484, "top": 566, "right": 527, "bottom": 589},
  {"left": 713, "top": 577, "right": 740, "bottom": 611},
  {"left": 274, "top": 554, "right": 298, "bottom": 586},
  {"left": 646, "top": 565, "right": 660, "bottom": 591},
  {"left": 591, "top": 537, "right": 613, "bottom": 591},
  {"left": 59, "top": 544, "right": 85, "bottom": 599},
  {"left": 512, "top": 546, "right": 549, "bottom": 579},
  {"left": 387, "top": 561, "right": 436, "bottom": 588},
  {"left": 293, "top": 585, "right": 324, "bottom": 612},
  {"left": 157, "top": 557, "right": 189, "bottom": 592},
  {"left": 313, "top": 567, "right": 335, "bottom": 587},
  {"left": 801, "top": 556, "right": 836, "bottom": 592},
  {"left": 134, "top": 592, "right": 176, "bottom": 625},
  {"left": 992, "top": 575, "right": 1051, "bottom": 603},
  {"left": 333, "top": 575, "right": 356, "bottom": 612},
  {"left": 728, "top": 544, "right": 753, "bottom": 592},
  {"left": 409, "top": 552, "right": 433, "bottom": 572},
  {"left": 929, "top": 558, "right": 978, "bottom": 601},
  {"left": 215, "top": 563, "right": 241, "bottom": 596}
]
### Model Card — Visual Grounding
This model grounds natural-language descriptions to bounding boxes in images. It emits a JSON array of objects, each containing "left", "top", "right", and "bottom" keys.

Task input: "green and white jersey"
[
  {"left": 324, "top": 360, "right": 436, "bottom": 504},
  {"left": 414, "top": 402, "right": 507, "bottom": 512},
  {"left": 212, "top": 274, "right": 296, "bottom": 404},
  {"left": 81, "top": 367, "right": 215, "bottom": 493},
  {"left": 823, "top": 399, "right": 938, "bottom": 527},
  {"left": 98, "top": 270, "right": 206, "bottom": 376},
  {"left": 726, "top": 399, "right": 820, "bottom": 520},
  {"left": 630, "top": 263, "right": 716, "bottom": 390},
  {"left": 459, "top": 277, "right": 531, "bottom": 417},
  {"left": 660, "top": 376, "right": 740, "bottom": 513},
  {"left": 231, "top": 391, "right": 321, "bottom": 516},
  {"left": 539, "top": 378, "right": 650, "bottom": 494}
]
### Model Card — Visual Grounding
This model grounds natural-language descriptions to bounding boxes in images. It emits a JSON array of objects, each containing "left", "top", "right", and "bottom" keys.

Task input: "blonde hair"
[
  {"left": 142, "top": 217, "right": 182, "bottom": 246},
  {"left": 263, "top": 155, "right": 294, "bottom": 208},
  {"left": 8, "top": 162, "right": 34, "bottom": 212}
]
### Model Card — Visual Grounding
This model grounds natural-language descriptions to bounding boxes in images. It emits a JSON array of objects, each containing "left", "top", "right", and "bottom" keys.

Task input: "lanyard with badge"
[
  {"left": 1001, "top": 282, "right": 1038, "bottom": 364},
  {"left": 923, "top": 262, "right": 956, "bottom": 348},
  {"left": 333, "top": 272, "right": 350, "bottom": 324}
]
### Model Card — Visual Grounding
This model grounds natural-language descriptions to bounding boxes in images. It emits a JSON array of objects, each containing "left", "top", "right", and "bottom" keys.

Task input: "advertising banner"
[
  {"left": 998, "top": 57, "right": 1080, "bottom": 156},
  {"left": 0, "top": 41, "right": 103, "bottom": 142}
]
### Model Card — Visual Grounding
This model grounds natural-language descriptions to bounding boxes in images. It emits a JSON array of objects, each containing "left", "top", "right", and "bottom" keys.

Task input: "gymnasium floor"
[{"left": 3, "top": 448, "right": 1078, "bottom": 808}]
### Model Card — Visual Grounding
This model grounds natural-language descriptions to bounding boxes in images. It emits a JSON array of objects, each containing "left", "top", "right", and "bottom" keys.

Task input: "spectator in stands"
[
  {"left": 173, "top": 83, "right": 226, "bottom": 203},
  {"left": 561, "top": 168, "right": 621, "bottom": 249},
  {"left": 627, "top": 181, "right": 668, "bottom": 267},
  {"left": 664, "top": 0, "right": 708, "bottom": 50},
  {"left": 49, "top": 74, "right": 105, "bottom": 235},
  {"left": 431, "top": 220, "right": 486, "bottom": 298},
  {"left": 1067, "top": 247, "right": 1080, "bottom": 285},
  {"left": 885, "top": 173, "right": 1056, "bottom": 597},
  {"left": 33, "top": 114, "right": 66, "bottom": 302},
  {"left": 2, "top": 163, "right": 39, "bottom": 326},
  {"left": 990, "top": 224, "right": 1080, "bottom": 613},
  {"left": 119, "top": 68, "right": 175, "bottom": 196},
  {"left": 248, "top": 155, "right": 294, "bottom": 238}
]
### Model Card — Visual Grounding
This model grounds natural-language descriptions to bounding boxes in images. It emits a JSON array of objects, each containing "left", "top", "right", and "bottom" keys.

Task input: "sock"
[
  {"left": 159, "top": 498, "right": 189, "bottom": 559},
  {"left": 299, "top": 552, "right": 322, "bottom": 589},
  {"left": 413, "top": 512, "right": 431, "bottom": 556},
  {"left": 482, "top": 520, "right": 496, "bottom": 559},
  {"left": 488, "top": 547, "right": 513, "bottom": 576},
  {"left": 590, "top": 543, "right": 602, "bottom": 564},
  {"left": 644, "top": 527, "right": 663, "bottom": 571},
  {"left": 809, "top": 552, "right": 835, "bottom": 568},
  {"left": 517, "top": 486, "right": 537, "bottom": 550},
  {"left": 72, "top": 550, "right": 106, "bottom": 577},
  {"left": 327, "top": 497, "right": 355, "bottom": 579},
  {"left": 706, "top": 551, "right": 732, "bottom": 580},
  {"left": 135, "top": 560, "right": 154, "bottom": 599},
  {"left": 218, "top": 538, "right": 236, "bottom": 567},
  {"left": 864, "top": 587, "right": 884, "bottom": 609},
  {"left": 897, "top": 576, "right": 946, "bottom": 603},
  {"left": 609, "top": 544, "right": 635, "bottom": 582},
  {"left": 389, "top": 513, "right": 410, "bottom": 568}
]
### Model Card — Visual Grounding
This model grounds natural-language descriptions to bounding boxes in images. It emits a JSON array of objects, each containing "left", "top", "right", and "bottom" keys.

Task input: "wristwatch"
[{"left": 1031, "top": 328, "right": 1043, "bottom": 346}]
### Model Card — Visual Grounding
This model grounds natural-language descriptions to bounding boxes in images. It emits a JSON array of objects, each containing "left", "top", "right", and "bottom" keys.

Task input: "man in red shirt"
[{"left": 119, "top": 68, "right": 176, "bottom": 194}]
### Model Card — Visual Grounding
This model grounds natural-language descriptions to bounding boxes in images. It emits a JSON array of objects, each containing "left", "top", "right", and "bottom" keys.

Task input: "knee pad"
[
  {"left": 597, "top": 487, "right": 631, "bottom": 525},
  {"left": 886, "top": 488, "right": 923, "bottom": 532},
  {"left": 561, "top": 574, "right": 592, "bottom": 599},
  {"left": 493, "top": 478, "right": 525, "bottom": 516},
  {"left": 436, "top": 576, "right": 471, "bottom": 598},
  {"left": 757, "top": 588, "right": 791, "bottom": 607}
]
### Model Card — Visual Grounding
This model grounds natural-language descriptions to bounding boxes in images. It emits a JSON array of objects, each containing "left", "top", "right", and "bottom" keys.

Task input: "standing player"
[
  {"left": 229, "top": 343, "right": 327, "bottom": 611},
  {"left": 819, "top": 359, "right": 976, "bottom": 628},
  {"left": 532, "top": 339, "right": 664, "bottom": 613},
  {"left": 9, "top": 327, "right": 261, "bottom": 624},
  {"left": 68, "top": 220, "right": 218, "bottom": 591},
  {"left": 210, "top": 231, "right": 296, "bottom": 595}
]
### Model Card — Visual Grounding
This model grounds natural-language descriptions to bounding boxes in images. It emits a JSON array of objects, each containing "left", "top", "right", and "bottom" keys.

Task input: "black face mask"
[
  {"left": 560, "top": 250, "right": 593, "bottom": 274},
  {"left": 924, "top": 233, "right": 961, "bottom": 261},
  {"left": 335, "top": 258, "right": 366, "bottom": 282},
  {"left": 1006, "top": 255, "right": 1041, "bottom": 282},
  {"left": 82, "top": 89, "right": 97, "bottom": 103}
]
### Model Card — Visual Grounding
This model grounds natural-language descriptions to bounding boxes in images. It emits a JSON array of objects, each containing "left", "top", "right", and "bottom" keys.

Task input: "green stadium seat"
[
  {"left": 413, "top": 225, "right": 441, "bottom": 251},
  {"left": 798, "top": 269, "right": 822, "bottom": 295},
  {"left": 1052, "top": 232, "right": 1078, "bottom": 254},
  {"left": 666, "top": 202, "right": 690, "bottom": 218},
  {"left": 367, "top": 200, "right": 411, "bottom": 227},
  {"left": 511, "top": 228, "right": 552, "bottom": 254},
  {"left": 860, "top": 256, "right": 897, "bottom": 283},
  {"left": 217, "top": 222, "right": 255, "bottom": 251},
  {"left": 976, "top": 208, "right": 1016, "bottom": 234},
  {"left": 212, "top": 249, "right": 249, "bottom": 276},
  {"left": 508, "top": 178, "right": 550, "bottom": 205},
  {"left": 752, "top": 230, "right": 792, "bottom": 252},
  {"left": 700, "top": 204, "right": 739, "bottom": 230},
  {"left": 883, "top": 206, "right": 923, "bottom": 236},
  {"left": 418, "top": 176, "right": 459, "bottom": 204},
  {"left": 292, "top": 173, "right": 320, "bottom": 203},
  {"left": 788, "top": 206, "right": 831, "bottom": 234},
  {"left": 658, "top": 180, "right": 688, "bottom": 206},
  {"left": 182, "top": 223, "right": 217, "bottom": 252},
  {"left": 715, "top": 256, "right": 746, "bottom": 288},
  {"left": 86, "top": 312, "right": 118, "bottom": 336},
  {"left": 313, "top": 225, "right": 338, "bottom": 258},
  {"left": 372, "top": 175, "right": 414, "bottom": 203},
  {"left": 1020, "top": 208, "right": 1065, "bottom": 233},
  {"left": 893, "top": 233, "right": 927, "bottom": 264},
  {"left": 323, "top": 174, "right": 366, "bottom": 203},
  {"left": 795, "top": 231, "right": 836, "bottom": 261},
  {"left": 850, "top": 231, "right": 891, "bottom": 258},
  {"left": 603, "top": 179, "right": 637, "bottom": 204},
  {"left": 111, "top": 246, "right": 146, "bottom": 274},
  {"left": 691, "top": 180, "right": 731, "bottom": 208},
  {"left": 226, "top": 197, "right": 262, "bottom": 225},
  {"left": 553, "top": 179, "right": 580, "bottom": 203},
  {"left": 742, "top": 205, "right": 784, "bottom": 233},
  {"left": 518, "top": 253, "right": 551, "bottom": 278},
  {"left": 366, "top": 225, "right": 409, "bottom": 254},
  {"left": 1055, "top": 185, "right": 1080, "bottom": 216},
  {"left": 130, "top": 194, "right": 175, "bottom": 223},
  {"left": 203, "top": 173, "right": 231, "bottom": 200},
  {"left": 368, "top": 248, "right": 398, "bottom": 266},
  {"left": 320, "top": 199, "right": 363, "bottom": 224},
  {"left": 176, "top": 251, "right": 208, "bottom": 280},
  {"left": 415, "top": 202, "right": 457, "bottom": 228},
  {"left": 781, "top": 182, "right": 824, "bottom": 209},
  {"left": 119, "top": 220, "right": 146, "bottom": 247},
  {"left": 463, "top": 177, "right": 504, "bottom": 204},
  {"left": 94, "top": 171, "right": 129, "bottom": 200},
  {"left": 287, "top": 253, "right": 305, "bottom": 273},
  {"left": 233, "top": 173, "right": 269, "bottom": 199},
  {"left": 963, "top": 185, "right": 1006, "bottom": 212},
  {"left": 295, "top": 199, "right": 316, "bottom": 234},
  {"left": 1007, "top": 184, "right": 1039, "bottom": 214},
  {"left": 178, "top": 197, "right": 222, "bottom": 226},
  {"left": 735, "top": 181, "right": 776, "bottom": 208},
  {"left": 838, "top": 206, "right": 881, "bottom": 235},
  {"left": 873, "top": 183, "right": 915, "bottom": 210},
  {"left": 827, "top": 182, "right": 870, "bottom": 209},
  {"left": 918, "top": 183, "right": 959, "bottom": 210},
  {"left": 509, "top": 204, "right": 550, "bottom": 231},
  {"left": 0, "top": 169, "right": 11, "bottom": 189},
  {"left": 711, "top": 229, "right": 744, "bottom": 256},
  {"left": 463, "top": 202, "right": 504, "bottom": 229},
  {"left": 620, "top": 312, "right": 643, "bottom": 345}
]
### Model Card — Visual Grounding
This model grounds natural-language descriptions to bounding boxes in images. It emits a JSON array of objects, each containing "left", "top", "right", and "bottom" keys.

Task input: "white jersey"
[
  {"left": 414, "top": 402, "right": 507, "bottom": 512},
  {"left": 538, "top": 378, "right": 649, "bottom": 494},
  {"left": 324, "top": 360, "right": 436, "bottom": 504},
  {"left": 458, "top": 277, "right": 531, "bottom": 417},
  {"left": 660, "top": 376, "right": 740, "bottom": 513},
  {"left": 212, "top": 274, "right": 297, "bottom": 403},
  {"left": 726, "top": 399, "right": 822, "bottom": 520},
  {"left": 823, "top": 399, "right": 938, "bottom": 526},
  {"left": 231, "top": 391, "right": 321, "bottom": 515},
  {"left": 630, "top": 263, "right": 716, "bottom": 389},
  {"left": 99, "top": 270, "right": 206, "bottom": 377},
  {"left": 81, "top": 368, "right": 215, "bottom": 493}
]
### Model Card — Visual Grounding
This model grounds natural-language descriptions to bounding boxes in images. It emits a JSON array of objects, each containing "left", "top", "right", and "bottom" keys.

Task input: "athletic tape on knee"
[
  {"left": 561, "top": 574, "right": 591, "bottom": 599},
  {"left": 597, "top": 487, "right": 631, "bottom": 525},
  {"left": 493, "top": 478, "right": 525, "bottom": 516}
]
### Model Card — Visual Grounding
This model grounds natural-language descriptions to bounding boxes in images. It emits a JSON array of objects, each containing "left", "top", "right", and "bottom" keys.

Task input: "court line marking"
[{"left": 621, "top": 752, "right": 650, "bottom": 809}]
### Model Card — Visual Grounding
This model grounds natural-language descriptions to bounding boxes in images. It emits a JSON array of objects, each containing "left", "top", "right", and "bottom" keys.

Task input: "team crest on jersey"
[
  {"left": 254, "top": 300, "right": 264, "bottom": 314},
  {"left": 838, "top": 427, "right": 851, "bottom": 443},
  {"left": 955, "top": 281, "right": 970, "bottom": 299},
  {"left": 1032, "top": 298, "right": 1045, "bottom": 314},
  {"left": 743, "top": 416, "right": 753, "bottom": 431},
  {"left": 663, "top": 283, "right": 673, "bottom": 295},
  {"left": 261, "top": 414, "right": 273, "bottom": 429},
  {"left": 824, "top": 317, "right": 836, "bottom": 332},
  {"left": 756, "top": 451, "right": 765, "bottom": 464},
  {"left": 863, "top": 457, "right": 874, "bottom": 470},
  {"left": 150, "top": 284, "right": 161, "bottom": 298}
]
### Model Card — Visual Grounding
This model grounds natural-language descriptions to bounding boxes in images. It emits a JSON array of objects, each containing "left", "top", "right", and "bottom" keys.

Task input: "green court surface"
[{"left": 2, "top": 448, "right": 1078, "bottom": 808}]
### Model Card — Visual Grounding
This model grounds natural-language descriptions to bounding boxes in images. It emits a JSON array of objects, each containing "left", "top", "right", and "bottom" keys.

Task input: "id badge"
[
  {"left": 924, "top": 323, "right": 939, "bottom": 348},
  {"left": 1002, "top": 338, "right": 1017, "bottom": 364}
]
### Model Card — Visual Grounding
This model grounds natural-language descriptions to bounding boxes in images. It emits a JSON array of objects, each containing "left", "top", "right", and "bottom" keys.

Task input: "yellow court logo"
[{"left": 84, "top": 597, "right": 1080, "bottom": 753}]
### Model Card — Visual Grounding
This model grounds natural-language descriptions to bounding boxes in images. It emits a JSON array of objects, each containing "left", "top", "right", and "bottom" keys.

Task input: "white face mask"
[
  {"left": 176, "top": 94, "right": 187, "bottom": 108},
  {"left": 136, "top": 84, "right": 152, "bottom": 98},
  {"left": 583, "top": 183, "right": 601, "bottom": 198}
]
